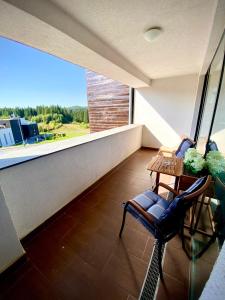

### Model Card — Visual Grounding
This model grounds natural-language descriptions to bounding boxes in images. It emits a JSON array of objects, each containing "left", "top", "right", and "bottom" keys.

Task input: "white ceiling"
[
  {"left": 50, "top": 0, "right": 217, "bottom": 79},
  {"left": 1, "top": 0, "right": 223, "bottom": 87}
]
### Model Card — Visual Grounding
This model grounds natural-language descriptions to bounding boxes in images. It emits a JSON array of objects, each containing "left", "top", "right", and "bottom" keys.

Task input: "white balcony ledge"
[{"left": 0, "top": 124, "right": 141, "bottom": 170}]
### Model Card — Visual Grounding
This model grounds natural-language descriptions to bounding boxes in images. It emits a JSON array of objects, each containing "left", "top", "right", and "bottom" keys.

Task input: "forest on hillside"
[{"left": 0, "top": 105, "right": 89, "bottom": 132}]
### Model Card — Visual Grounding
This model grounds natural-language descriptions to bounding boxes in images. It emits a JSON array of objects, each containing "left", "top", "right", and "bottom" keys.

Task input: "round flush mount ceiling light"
[{"left": 144, "top": 27, "right": 162, "bottom": 42}]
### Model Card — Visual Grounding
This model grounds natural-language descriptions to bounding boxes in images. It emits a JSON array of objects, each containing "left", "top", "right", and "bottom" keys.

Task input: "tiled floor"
[
  {"left": 188, "top": 203, "right": 219, "bottom": 300},
  {"left": 0, "top": 149, "right": 218, "bottom": 300}
]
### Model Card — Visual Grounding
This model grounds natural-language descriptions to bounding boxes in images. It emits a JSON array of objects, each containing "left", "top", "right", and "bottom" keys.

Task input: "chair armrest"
[
  {"left": 153, "top": 182, "right": 179, "bottom": 196},
  {"left": 158, "top": 149, "right": 176, "bottom": 157},
  {"left": 159, "top": 146, "right": 177, "bottom": 152}
]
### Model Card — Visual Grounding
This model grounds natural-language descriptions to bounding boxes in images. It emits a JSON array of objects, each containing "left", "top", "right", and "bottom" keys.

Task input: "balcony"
[
  {"left": 0, "top": 138, "right": 219, "bottom": 299},
  {"left": 0, "top": 1, "right": 225, "bottom": 299}
]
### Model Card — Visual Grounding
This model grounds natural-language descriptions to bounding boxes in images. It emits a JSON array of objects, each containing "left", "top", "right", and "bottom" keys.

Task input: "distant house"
[
  {"left": 0, "top": 117, "right": 39, "bottom": 146},
  {"left": 0, "top": 125, "right": 15, "bottom": 147},
  {"left": 20, "top": 118, "right": 39, "bottom": 139},
  {"left": 0, "top": 118, "right": 23, "bottom": 146}
]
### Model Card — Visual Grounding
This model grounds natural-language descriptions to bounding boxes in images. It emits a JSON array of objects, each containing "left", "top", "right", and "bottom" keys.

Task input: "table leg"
[{"left": 155, "top": 172, "right": 160, "bottom": 193}]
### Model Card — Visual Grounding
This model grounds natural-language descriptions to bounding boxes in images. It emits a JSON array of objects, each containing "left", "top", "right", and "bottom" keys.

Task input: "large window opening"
[
  {"left": 0, "top": 36, "right": 130, "bottom": 169},
  {"left": 191, "top": 32, "right": 225, "bottom": 299},
  {"left": 0, "top": 36, "right": 89, "bottom": 149}
]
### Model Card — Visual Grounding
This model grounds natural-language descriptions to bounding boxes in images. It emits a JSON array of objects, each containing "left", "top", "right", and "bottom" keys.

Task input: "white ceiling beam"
[{"left": 1, "top": 0, "right": 151, "bottom": 87}]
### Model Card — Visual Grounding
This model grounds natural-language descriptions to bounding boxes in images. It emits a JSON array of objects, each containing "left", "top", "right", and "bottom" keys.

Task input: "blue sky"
[{"left": 0, "top": 36, "right": 87, "bottom": 108}]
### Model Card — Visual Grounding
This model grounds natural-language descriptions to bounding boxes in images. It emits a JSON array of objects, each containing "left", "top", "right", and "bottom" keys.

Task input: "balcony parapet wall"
[{"left": 0, "top": 124, "right": 142, "bottom": 239}]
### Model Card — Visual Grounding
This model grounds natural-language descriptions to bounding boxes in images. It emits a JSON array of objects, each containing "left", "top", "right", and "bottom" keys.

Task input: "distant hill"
[
  {"left": 68, "top": 106, "right": 88, "bottom": 111},
  {"left": 0, "top": 105, "right": 89, "bottom": 124}
]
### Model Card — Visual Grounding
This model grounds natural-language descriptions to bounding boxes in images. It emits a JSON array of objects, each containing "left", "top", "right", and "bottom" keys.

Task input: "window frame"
[{"left": 194, "top": 31, "right": 225, "bottom": 146}]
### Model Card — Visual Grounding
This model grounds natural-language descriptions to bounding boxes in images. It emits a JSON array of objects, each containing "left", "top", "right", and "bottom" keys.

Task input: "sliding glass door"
[
  {"left": 196, "top": 34, "right": 225, "bottom": 154},
  {"left": 190, "top": 32, "right": 225, "bottom": 300},
  {"left": 210, "top": 67, "right": 225, "bottom": 154}
]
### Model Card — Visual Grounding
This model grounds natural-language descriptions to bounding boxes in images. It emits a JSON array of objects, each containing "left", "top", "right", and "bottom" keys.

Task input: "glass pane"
[
  {"left": 197, "top": 36, "right": 225, "bottom": 154},
  {"left": 190, "top": 35, "right": 225, "bottom": 300},
  {"left": 210, "top": 69, "right": 225, "bottom": 154}
]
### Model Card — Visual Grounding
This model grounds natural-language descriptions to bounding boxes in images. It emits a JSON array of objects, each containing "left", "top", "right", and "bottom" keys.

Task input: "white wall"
[
  {"left": 134, "top": 74, "right": 199, "bottom": 148},
  {"left": 0, "top": 125, "right": 142, "bottom": 239},
  {"left": 0, "top": 187, "right": 24, "bottom": 273}
]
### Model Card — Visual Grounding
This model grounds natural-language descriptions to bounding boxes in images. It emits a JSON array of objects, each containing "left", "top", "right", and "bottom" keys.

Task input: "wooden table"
[{"left": 147, "top": 155, "right": 183, "bottom": 193}]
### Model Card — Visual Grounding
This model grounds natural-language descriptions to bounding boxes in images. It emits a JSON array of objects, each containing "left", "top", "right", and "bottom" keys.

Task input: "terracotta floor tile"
[
  {"left": 163, "top": 246, "right": 190, "bottom": 287},
  {"left": 156, "top": 273, "right": 188, "bottom": 300},
  {"left": 44, "top": 212, "right": 79, "bottom": 242},
  {"left": 95, "top": 198, "right": 125, "bottom": 221},
  {"left": 3, "top": 266, "right": 59, "bottom": 300},
  {"left": 79, "top": 190, "right": 107, "bottom": 208},
  {"left": 125, "top": 214, "right": 150, "bottom": 235},
  {"left": 117, "top": 227, "right": 149, "bottom": 259},
  {"left": 96, "top": 216, "right": 123, "bottom": 242},
  {"left": 63, "top": 223, "right": 114, "bottom": 271},
  {"left": 189, "top": 258, "right": 214, "bottom": 300},
  {"left": 95, "top": 275, "right": 129, "bottom": 300},
  {"left": 102, "top": 249, "right": 148, "bottom": 297},
  {"left": 127, "top": 294, "right": 138, "bottom": 300},
  {"left": 49, "top": 253, "right": 102, "bottom": 300},
  {"left": 142, "top": 237, "right": 155, "bottom": 262},
  {"left": 166, "top": 234, "right": 182, "bottom": 250},
  {"left": 0, "top": 260, "right": 32, "bottom": 297}
]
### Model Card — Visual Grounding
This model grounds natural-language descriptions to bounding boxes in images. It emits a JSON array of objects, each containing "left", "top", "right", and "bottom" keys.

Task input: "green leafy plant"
[
  {"left": 206, "top": 151, "right": 225, "bottom": 177},
  {"left": 184, "top": 148, "right": 206, "bottom": 174}
]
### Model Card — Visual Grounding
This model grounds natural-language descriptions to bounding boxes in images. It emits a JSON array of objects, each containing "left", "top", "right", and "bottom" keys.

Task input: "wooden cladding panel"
[{"left": 86, "top": 70, "right": 129, "bottom": 132}]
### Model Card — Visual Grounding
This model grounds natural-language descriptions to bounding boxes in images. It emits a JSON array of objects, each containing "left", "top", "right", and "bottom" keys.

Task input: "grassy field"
[
  {"left": 39, "top": 123, "right": 90, "bottom": 144},
  {"left": 0, "top": 123, "right": 90, "bottom": 149}
]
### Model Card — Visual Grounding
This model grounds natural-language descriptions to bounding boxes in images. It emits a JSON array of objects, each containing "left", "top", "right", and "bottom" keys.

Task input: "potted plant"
[
  {"left": 184, "top": 148, "right": 206, "bottom": 175},
  {"left": 206, "top": 151, "right": 225, "bottom": 178}
]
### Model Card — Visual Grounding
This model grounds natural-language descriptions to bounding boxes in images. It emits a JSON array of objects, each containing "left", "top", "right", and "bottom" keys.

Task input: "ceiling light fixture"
[{"left": 144, "top": 27, "right": 162, "bottom": 42}]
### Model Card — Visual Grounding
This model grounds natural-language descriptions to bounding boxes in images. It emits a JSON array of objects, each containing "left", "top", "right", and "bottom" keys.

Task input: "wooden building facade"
[{"left": 86, "top": 70, "right": 130, "bottom": 133}]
